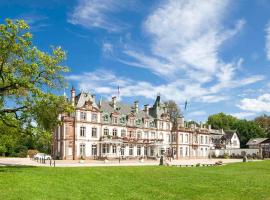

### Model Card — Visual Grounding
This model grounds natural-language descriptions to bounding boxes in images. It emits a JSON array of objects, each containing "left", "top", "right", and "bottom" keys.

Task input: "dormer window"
[{"left": 112, "top": 116, "right": 118, "bottom": 124}]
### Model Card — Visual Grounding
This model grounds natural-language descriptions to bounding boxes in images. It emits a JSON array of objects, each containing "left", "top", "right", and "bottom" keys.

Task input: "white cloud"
[
  {"left": 68, "top": 0, "right": 129, "bottom": 32},
  {"left": 265, "top": 21, "right": 270, "bottom": 60},
  {"left": 238, "top": 93, "right": 270, "bottom": 112},
  {"left": 188, "top": 110, "right": 207, "bottom": 117},
  {"left": 231, "top": 112, "right": 255, "bottom": 119}
]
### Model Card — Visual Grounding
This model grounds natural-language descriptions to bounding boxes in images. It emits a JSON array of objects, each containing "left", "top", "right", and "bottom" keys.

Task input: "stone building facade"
[{"left": 52, "top": 87, "right": 231, "bottom": 160}]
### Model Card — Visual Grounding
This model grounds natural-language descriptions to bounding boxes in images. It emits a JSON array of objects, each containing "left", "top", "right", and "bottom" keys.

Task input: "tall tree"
[
  {"left": 207, "top": 112, "right": 238, "bottom": 130},
  {"left": 164, "top": 100, "right": 182, "bottom": 130},
  {"left": 254, "top": 114, "right": 270, "bottom": 138},
  {"left": 0, "top": 19, "right": 73, "bottom": 131}
]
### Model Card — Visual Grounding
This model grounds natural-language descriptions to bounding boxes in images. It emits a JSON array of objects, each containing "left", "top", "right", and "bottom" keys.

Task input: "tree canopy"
[
  {"left": 0, "top": 19, "right": 73, "bottom": 156},
  {"left": 164, "top": 100, "right": 182, "bottom": 130}
]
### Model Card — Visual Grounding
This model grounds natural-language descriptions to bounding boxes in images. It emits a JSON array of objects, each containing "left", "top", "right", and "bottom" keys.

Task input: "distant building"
[
  {"left": 210, "top": 129, "right": 240, "bottom": 149},
  {"left": 246, "top": 138, "right": 269, "bottom": 149}
]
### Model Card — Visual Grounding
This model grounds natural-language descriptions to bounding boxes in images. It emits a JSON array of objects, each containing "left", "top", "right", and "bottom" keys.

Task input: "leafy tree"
[
  {"left": 0, "top": 19, "right": 73, "bottom": 131},
  {"left": 254, "top": 114, "right": 270, "bottom": 138},
  {"left": 207, "top": 112, "right": 238, "bottom": 130},
  {"left": 164, "top": 100, "right": 182, "bottom": 129}
]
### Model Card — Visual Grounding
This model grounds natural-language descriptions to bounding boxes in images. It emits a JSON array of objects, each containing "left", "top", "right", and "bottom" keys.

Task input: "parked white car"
[{"left": 34, "top": 153, "right": 52, "bottom": 160}]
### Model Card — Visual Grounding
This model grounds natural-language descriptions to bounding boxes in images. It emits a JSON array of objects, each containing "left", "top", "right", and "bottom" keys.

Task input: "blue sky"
[{"left": 2, "top": 0, "right": 270, "bottom": 122}]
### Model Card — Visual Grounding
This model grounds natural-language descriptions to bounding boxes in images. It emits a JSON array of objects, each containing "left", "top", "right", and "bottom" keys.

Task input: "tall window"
[
  {"left": 121, "top": 129, "right": 126, "bottom": 137},
  {"left": 80, "top": 126, "right": 86, "bottom": 137},
  {"left": 92, "top": 127, "right": 97, "bottom": 137},
  {"left": 185, "top": 134, "right": 188, "bottom": 143},
  {"left": 113, "top": 145, "right": 117, "bottom": 154},
  {"left": 104, "top": 128, "right": 109, "bottom": 136},
  {"left": 144, "top": 131, "right": 149, "bottom": 139},
  {"left": 166, "top": 134, "right": 170, "bottom": 143},
  {"left": 102, "top": 144, "right": 109, "bottom": 153},
  {"left": 137, "top": 146, "right": 141, "bottom": 156},
  {"left": 172, "top": 134, "right": 176, "bottom": 142},
  {"left": 92, "top": 113, "right": 97, "bottom": 122},
  {"left": 80, "top": 112, "right": 86, "bottom": 120},
  {"left": 160, "top": 122, "right": 163, "bottom": 129},
  {"left": 129, "top": 145, "right": 133, "bottom": 156},
  {"left": 205, "top": 136, "right": 208, "bottom": 144},
  {"left": 80, "top": 144, "right": 86, "bottom": 156},
  {"left": 91, "top": 144, "right": 97, "bottom": 156},
  {"left": 166, "top": 122, "right": 170, "bottom": 130},
  {"left": 145, "top": 121, "right": 149, "bottom": 127},
  {"left": 180, "top": 147, "right": 183, "bottom": 156},
  {"left": 201, "top": 136, "right": 204, "bottom": 144},
  {"left": 121, "top": 145, "right": 125, "bottom": 155},
  {"left": 151, "top": 132, "right": 155, "bottom": 139},
  {"left": 185, "top": 147, "right": 188, "bottom": 156},
  {"left": 112, "top": 116, "right": 118, "bottom": 124},
  {"left": 112, "top": 129, "right": 117, "bottom": 136},
  {"left": 180, "top": 134, "right": 183, "bottom": 143},
  {"left": 137, "top": 131, "right": 141, "bottom": 139}
]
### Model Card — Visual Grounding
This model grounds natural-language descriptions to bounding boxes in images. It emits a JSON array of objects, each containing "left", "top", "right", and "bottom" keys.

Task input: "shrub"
[
  {"left": 223, "top": 153, "right": 229, "bottom": 159},
  {"left": 28, "top": 149, "right": 39, "bottom": 158}
]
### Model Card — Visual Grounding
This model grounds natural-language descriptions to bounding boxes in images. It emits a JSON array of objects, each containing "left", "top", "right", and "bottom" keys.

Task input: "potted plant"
[{"left": 79, "top": 155, "right": 84, "bottom": 164}]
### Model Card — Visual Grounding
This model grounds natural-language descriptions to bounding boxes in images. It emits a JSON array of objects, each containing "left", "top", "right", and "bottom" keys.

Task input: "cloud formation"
[{"left": 238, "top": 93, "right": 270, "bottom": 112}]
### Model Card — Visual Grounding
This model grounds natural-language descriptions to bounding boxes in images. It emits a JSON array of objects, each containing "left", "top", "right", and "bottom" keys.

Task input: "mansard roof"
[{"left": 75, "top": 92, "right": 98, "bottom": 108}]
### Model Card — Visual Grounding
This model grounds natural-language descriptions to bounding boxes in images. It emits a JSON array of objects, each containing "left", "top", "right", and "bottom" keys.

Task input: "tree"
[
  {"left": 0, "top": 19, "right": 73, "bottom": 131},
  {"left": 164, "top": 100, "right": 182, "bottom": 129},
  {"left": 207, "top": 112, "right": 238, "bottom": 130},
  {"left": 254, "top": 114, "right": 270, "bottom": 138}
]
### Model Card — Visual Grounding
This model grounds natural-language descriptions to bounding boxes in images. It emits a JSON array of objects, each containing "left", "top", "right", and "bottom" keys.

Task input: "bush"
[
  {"left": 223, "top": 153, "right": 229, "bottom": 159},
  {"left": 28, "top": 149, "right": 39, "bottom": 158}
]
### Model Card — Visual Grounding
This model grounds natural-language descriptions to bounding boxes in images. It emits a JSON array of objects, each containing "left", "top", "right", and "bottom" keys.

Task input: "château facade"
[{"left": 52, "top": 87, "right": 239, "bottom": 160}]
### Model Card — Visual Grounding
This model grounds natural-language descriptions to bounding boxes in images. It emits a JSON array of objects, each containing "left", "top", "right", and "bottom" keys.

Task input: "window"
[
  {"left": 103, "top": 115, "right": 109, "bottom": 122},
  {"left": 144, "top": 131, "right": 149, "bottom": 139},
  {"left": 92, "top": 127, "right": 97, "bottom": 137},
  {"left": 121, "top": 129, "right": 126, "bottom": 137},
  {"left": 180, "top": 134, "right": 183, "bottom": 143},
  {"left": 91, "top": 144, "right": 97, "bottom": 156},
  {"left": 166, "top": 122, "right": 170, "bottom": 130},
  {"left": 80, "top": 144, "right": 86, "bottom": 156},
  {"left": 137, "top": 146, "right": 141, "bottom": 156},
  {"left": 151, "top": 132, "right": 155, "bottom": 139},
  {"left": 80, "top": 112, "right": 86, "bottom": 120},
  {"left": 129, "top": 145, "right": 133, "bottom": 156},
  {"left": 145, "top": 121, "right": 149, "bottom": 127},
  {"left": 91, "top": 113, "right": 97, "bottom": 122},
  {"left": 172, "top": 134, "right": 176, "bottom": 142},
  {"left": 120, "top": 117, "right": 125, "bottom": 124},
  {"left": 80, "top": 126, "right": 86, "bottom": 137},
  {"left": 180, "top": 147, "right": 183, "bottom": 156},
  {"left": 137, "top": 131, "right": 141, "bottom": 139},
  {"left": 201, "top": 136, "right": 204, "bottom": 144},
  {"left": 159, "top": 133, "right": 164, "bottom": 139},
  {"left": 166, "top": 134, "right": 170, "bottom": 143},
  {"left": 112, "top": 116, "right": 118, "bottom": 124},
  {"left": 136, "top": 119, "right": 141, "bottom": 126},
  {"left": 113, "top": 129, "right": 117, "bottom": 137},
  {"left": 160, "top": 122, "right": 163, "bottom": 129},
  {"left": 205, "top": 136, "right": 208, "bottom": 144},
  {"left": 121, "top": 145, "right": 125, "bottom": 155},
  {"left": 102, "top": 144, "right": 109, "bottom": 153},
  {"left": 150, "top": 147, "right": 154, "bottom": 156},
  {"left": 113, "top": 145, "right": 117, "bottom": 154},
  {"left": 185, "top": 147, "right": 188, "bottom": 156},
  {"left": 104, "top": 128, "right": 109, "bottom": 136},
  {"left": 185, "top": 134, "right": 188, "bottom": 143}
]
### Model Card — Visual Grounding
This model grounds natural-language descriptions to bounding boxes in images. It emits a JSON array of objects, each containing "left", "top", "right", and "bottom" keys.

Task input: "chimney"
[
  {"left": 208, "top": 124, "right": 211, "bottom": 130},
  {"left": 112, "top": 96, "right": 116, "bottom": 109},
  {"left": 134, "top": 101, "right": 139, "bottom": 113},
  {"left": 200, "top": 122, "right": 203, "bottom": 129},
  {"left": 177, "top": 116, "right": 185, "bottom": 128},
  {"left": 144, "top": 104, "right": 149, "bottom": 115},
  {"left": 71, "top": 86, "right": 75, "bottom": 106}
]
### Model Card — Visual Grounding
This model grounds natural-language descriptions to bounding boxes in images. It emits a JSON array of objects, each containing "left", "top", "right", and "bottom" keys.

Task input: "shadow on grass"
[{"left": 0, "top": 164, "right": 37, "bottom": 173}]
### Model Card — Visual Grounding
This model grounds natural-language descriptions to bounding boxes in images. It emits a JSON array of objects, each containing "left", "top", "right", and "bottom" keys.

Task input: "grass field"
[{"left": 0, "top": 161, "right": 270, "bottom": 200}]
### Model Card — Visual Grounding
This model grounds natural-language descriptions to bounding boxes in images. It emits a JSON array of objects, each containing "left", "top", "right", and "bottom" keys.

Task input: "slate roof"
[{"left": 246, "top": 138, "right": 269, "bottom": 146}]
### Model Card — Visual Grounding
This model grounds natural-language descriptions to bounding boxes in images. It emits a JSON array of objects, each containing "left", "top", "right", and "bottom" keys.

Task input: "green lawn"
[{"left": 0, "top": 161, "right": 270, "bottom": 200}]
